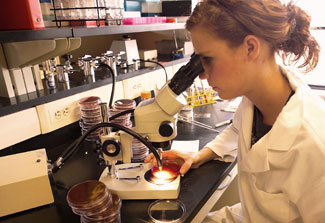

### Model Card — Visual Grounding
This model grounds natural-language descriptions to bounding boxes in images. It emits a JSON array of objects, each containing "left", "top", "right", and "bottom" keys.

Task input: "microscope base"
[{"left": 99, "top": 163, "right": 180, "bottom": 200}]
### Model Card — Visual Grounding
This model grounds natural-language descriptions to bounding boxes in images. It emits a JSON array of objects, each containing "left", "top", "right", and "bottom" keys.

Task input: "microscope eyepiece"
[{"left": 168, "top": 53, "right": 204, "bottom": 95}]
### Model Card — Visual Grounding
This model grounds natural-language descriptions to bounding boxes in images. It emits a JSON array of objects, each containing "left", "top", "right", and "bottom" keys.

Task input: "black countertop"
[{"left": 0, "top": 102, "right": 235, "bottom": 223}]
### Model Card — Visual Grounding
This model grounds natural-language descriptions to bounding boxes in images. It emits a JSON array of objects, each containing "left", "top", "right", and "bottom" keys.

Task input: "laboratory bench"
[{"left": 0, "top": 102, "right": 236, "bottom": 223}]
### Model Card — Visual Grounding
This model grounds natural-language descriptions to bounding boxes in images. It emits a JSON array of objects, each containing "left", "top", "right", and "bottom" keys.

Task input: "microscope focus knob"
[
  {"left": 102, "top": 138, "right": 121, "bottom": 157},
  {"left": 159, "top": 121, "right": 174, "bottom": 137}
]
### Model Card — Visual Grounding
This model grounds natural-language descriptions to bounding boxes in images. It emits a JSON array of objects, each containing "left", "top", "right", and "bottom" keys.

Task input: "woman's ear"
[{"left": 243, "top": 35, "right": 260, "bottom": 61}]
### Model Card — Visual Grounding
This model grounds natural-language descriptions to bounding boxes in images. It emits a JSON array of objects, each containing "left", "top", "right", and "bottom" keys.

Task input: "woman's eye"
[{"left": 201, "top": 56, "right": 213, "bottom": 64}]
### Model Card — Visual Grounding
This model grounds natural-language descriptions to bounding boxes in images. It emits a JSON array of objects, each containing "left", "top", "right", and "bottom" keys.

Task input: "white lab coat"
[{"left": 202, "top": 69, "right": 325, "bottom": 223}]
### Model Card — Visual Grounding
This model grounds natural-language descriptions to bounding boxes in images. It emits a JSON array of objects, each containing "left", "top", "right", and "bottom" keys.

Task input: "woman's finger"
[
  {"left": 161, "top": 150, "right": 183, "bottom": 160},
  {"left": 179, "top": 158, "right": 193, "bottom": 175},
  {"left": 144, "top": 153, "right": 154, "bottom": 163}
]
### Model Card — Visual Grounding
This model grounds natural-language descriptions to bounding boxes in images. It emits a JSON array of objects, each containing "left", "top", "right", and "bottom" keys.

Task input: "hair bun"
[
  {"left": 288, "top": 18, "right": 296, "bottom": 37},
  {"left": 286, "top": 3, "right": 297, "bottom": 36}
]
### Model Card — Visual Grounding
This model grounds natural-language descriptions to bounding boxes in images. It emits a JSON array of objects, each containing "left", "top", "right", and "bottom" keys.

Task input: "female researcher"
[{"left": 145, "top": 0, "right": 325, "bottom": 222}]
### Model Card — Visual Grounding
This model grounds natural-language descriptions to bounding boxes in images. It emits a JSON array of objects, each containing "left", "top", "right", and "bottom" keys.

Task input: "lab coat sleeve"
[
  {"left": 297, "top": 176, "right": 325, "bottom": 223},
  {"left": 203, "top": 109, "right": 240, "bottom": 162}
]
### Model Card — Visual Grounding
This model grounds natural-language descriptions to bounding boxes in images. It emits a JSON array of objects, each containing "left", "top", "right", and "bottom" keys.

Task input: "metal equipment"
[{"left": 109, "top": 35, "right": 140, "bottom": 66}]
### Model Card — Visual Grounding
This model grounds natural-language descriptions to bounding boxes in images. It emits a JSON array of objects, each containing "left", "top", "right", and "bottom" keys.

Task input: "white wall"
[
  {"left": 281, "top": 0, "right": 323, "bottom": 28},
  {"left": 276, "top": 0, "right": 325, "bottom": 86},
  {"left": 302, "top": 30, "right": 325, "bottom": 86}
]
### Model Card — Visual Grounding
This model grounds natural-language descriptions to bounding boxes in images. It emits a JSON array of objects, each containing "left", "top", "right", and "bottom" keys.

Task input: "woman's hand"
[
  {"left": 144, "top": 150, "right": 200, "bottom": 176},
  {"left": 145, "top": 147, "right": 217, "bottom": 176}
]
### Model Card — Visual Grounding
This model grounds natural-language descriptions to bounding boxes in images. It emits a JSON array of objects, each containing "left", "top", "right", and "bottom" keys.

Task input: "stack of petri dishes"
[
  {"left": 67, "top": 180, "right": 122, "bottom": 223},
  {"left": 79, "top": 96, "right": 103, "bottom": 141},
  {"left": 109, "top": 99, "right": 150, "bottom": 162},
  {"left": 109, "top": 99, "right": 136, "bottom": 128},
  {"left": 131, "top": 138, "right": 149, "bottom": 162}
]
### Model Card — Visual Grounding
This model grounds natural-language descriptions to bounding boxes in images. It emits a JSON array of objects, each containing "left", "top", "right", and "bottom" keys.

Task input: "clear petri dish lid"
[{"left": 148, "top": 199, "right": 185, "bottom": 223}]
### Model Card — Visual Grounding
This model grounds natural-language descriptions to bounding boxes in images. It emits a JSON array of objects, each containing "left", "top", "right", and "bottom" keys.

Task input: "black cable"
[
  {"left": 98, "top": 63, "right": 115, "bottom": 108},
  {"left": 51, "top": 139, "right": 78, "bottom": 173},
  {"left": 51, "top": 122, "right": 162, "bottom": 172},
  {"left": 109, "top": 109, "right": 135, "bottom": 121},
  {"left": 52, "top": 63, "right": 117, "bottom": 170},
  {"left": 51, "top": 60, "right": 170, "bottom": 172},
  {"left": 134, "top": 59, "right": 168, "bottom": 83},
  {"left": 52, "top": 108, "right": 136, "bottom": 173}
]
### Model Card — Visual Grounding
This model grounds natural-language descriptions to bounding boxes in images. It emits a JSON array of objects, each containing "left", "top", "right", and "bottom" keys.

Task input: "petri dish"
[
  {"left": 151, "top": 161, "right": 180, "bottom": 182},
  {"left": 67, "top": 180, "right": 122, "bottom": 223},
  {"left": 78, "top": 96, "right": 101, "bottom": 109},
  {"left": 114, "top": 99, "right": 136, "bottom": 109},
  {"left": 78, "top": 96, "right": 103, "bottom": 141},
  {"left": 145, "top": 160, "right": 180, "bottom": 185},
  {"left": 109, "top": 99, "right": 136, "bottom": 128},
  {"left": 131, "top": 138, "right": 149, "bottom": 162},
  {"left": 148, "top": 199, "right": 185, "bottom": 223},
  {"left": 67, "top": 180, "right": 111, "bottom": 210}
]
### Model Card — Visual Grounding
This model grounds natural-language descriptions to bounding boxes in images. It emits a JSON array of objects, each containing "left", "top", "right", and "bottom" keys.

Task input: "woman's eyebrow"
[{"left": 195, "top": 53, "right": 206, "bottom": 57}]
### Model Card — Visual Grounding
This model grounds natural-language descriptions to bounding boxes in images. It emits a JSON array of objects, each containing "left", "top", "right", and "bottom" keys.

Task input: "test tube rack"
[{"left": 186, "top": 87, "right": 216, "bottom": 107}]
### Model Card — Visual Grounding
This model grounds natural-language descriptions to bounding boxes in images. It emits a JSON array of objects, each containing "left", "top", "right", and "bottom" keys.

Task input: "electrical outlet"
[
  {"left": 36, "top": 95, "right": 80, "bottom": 134},
  {"left": 122, "top": 67, "right": 172, "bottom": 99},
  {"left": 54, "top": 110, "right": 62, "bottom": 119},
  {"left": 36, "top": 83, "right": 125, "bottom": 134},
  {"left": 63, "top": 107, "right": 69, "bottom": 116}
]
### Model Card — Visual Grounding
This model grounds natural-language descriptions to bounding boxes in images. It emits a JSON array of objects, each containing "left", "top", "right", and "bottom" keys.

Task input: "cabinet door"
[
  {"left": 0, "top": 108, "right": 41, "bottom": 150},
  {"left": 122, "top": 67, "right": 173, "bottom": 99},
  {"left": 79, "top": 82, "right": 125, "bottom": 104}
]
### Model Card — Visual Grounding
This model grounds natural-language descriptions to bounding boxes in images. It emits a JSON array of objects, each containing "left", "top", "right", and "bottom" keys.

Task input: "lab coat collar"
[
  {"left": 240, "top": 68, "right": 303, "bottom": 173},
  {"left": 240, "top": 97, "right": 254, "bottom": 152}
]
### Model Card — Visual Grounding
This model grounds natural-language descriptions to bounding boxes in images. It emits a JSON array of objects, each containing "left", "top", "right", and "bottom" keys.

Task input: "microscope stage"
[{"left": 99, "top": 163, "right": 180, "bottom": 200}]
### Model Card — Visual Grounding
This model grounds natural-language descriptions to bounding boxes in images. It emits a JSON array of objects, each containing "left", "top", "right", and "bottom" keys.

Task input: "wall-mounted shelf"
[
  {"left": 0, "top": 28, "right": 73, "bottom": 43},
  {"left": 0, "top": 22, "right": 188, "bottom": 118},
  {"left": 0, "top": 57, "right": 190, "bottom": 117},
  {"left": 0, "top": 23, "right": 186, "bottom": 43},
  {"left": 72, "top": 23, "right": 186, "bottom": 37}
]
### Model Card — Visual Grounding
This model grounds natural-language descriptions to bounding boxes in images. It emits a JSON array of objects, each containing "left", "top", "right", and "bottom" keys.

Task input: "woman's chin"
[{"left": 217, "top": 92, "right": 235, "bottom": 101}]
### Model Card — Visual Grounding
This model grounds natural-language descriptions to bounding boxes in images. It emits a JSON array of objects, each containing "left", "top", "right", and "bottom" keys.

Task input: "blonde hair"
[{"left": 186, "top": 0, "right": 320, "bottom": 72}]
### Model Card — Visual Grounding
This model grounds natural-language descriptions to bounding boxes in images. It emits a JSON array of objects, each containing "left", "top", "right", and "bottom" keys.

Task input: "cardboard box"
[
  {"left": 155, "top": 40, "right": 193, "bottom": 55},
  {"left": 139, "top": 49, "right": 158, "bottom": 67},
  {"left": 0, "top": 149, "right": 54, "bottom": 217}
]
